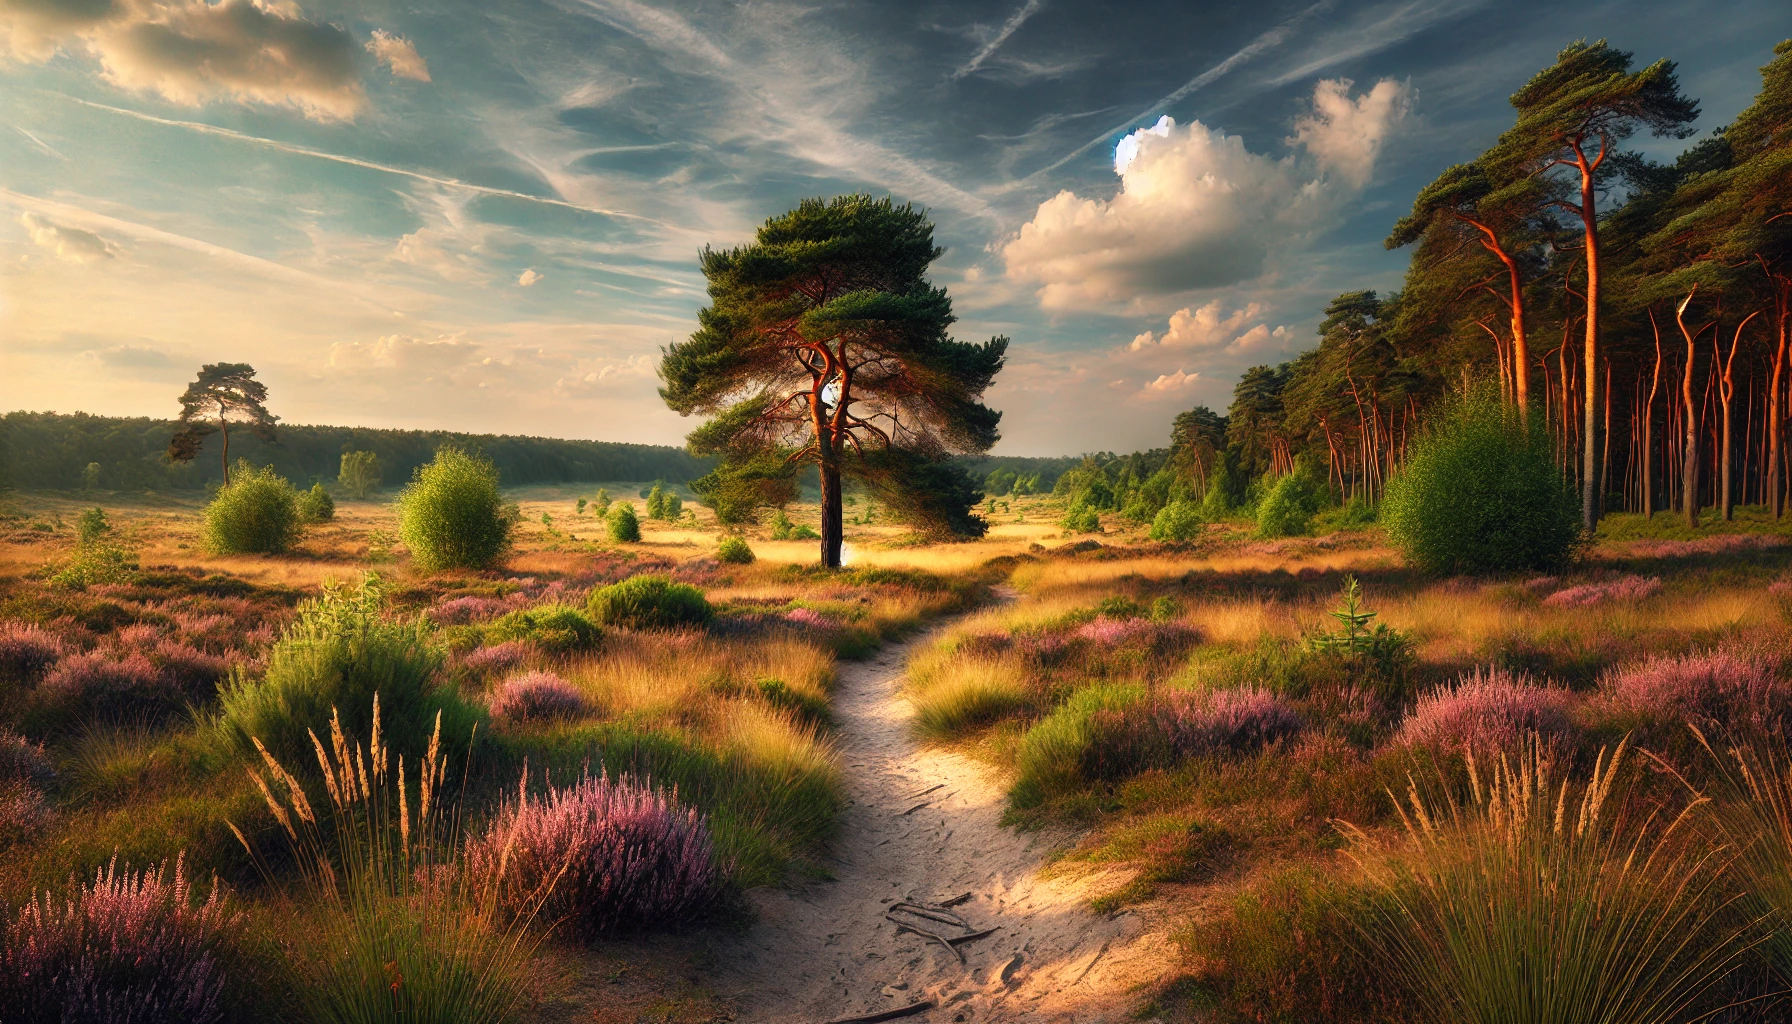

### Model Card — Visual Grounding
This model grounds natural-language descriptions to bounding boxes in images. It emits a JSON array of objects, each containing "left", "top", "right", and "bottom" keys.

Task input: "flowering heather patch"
[
  {"left": 1542, "top": 575, "right": 1662, "bottom": 608},
  {"left": 1395, "top": 667, "right": 1575, "bottom": 754},
  {"left": 0, "top": 728, "right": 55, "bottom": 788},
  {"left": 1598, "top": 650, "right": 1790, "bottom": 736},
  {"left": 0, "top": 857, "right": 238, "bottom": 1024},
  {"left": 1628, "top": 533, "right": 1786, "bottom": 559},
  {"left": 0, "top": 620, "right": 66, "bottom": 682},
  {"left": 783, "top": 607, "right": 838, "bottom": 631},
  {"left": 107, "top": 622, "right": 165, "bottom": 651},
  {"left": 460, "top": 641, "right": 531, "bottom": 675},
  {"left": 1158, "top": 686, "right": 1302, "bottom": 756},
  {"left": 430, "top": 594, "right": 520, "bottom": 625},
  {"left": 39, "top": 651, "right": 176, "bottom": 721},
  {"left": 489, "top": 671, "right": 590, "bottom": 724},
  {"left": 470, "top": 773, "right": 720, "bottom": 938},
  {"left": 170, "top": 612, "right": 236, "bottom": 652},
  {"left": 1072, "top": 615, "right": 1200, "bottom": 663},
  {"left": 151, "top": 639, "right": 236, "bottom": 698}
]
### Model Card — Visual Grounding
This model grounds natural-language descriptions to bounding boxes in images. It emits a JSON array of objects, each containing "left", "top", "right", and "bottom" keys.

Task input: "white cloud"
[
  {"left": 1130, "top": 300, "right": 1266, "bottom": 352},
  {"left": 1141, "top": 368, "right": 1199, "bottom": 395},
  {"left": 517, "top": 268, "right": 543, "bottom": 287},
  {"left": 1291, "top": 78, "right": 1411, "bottom": 187},
  {"left": 950, "top": 0, "right": 1043, "bottom": 80},
  {"left": 366, "top": 28, "right": 428, "bottom": 82},
  {"left": 19, "top": 211, "right": 118, "bottom": 262},
  {"left": 1001, "top": 78, "right": 1409, "bottom": 312}
]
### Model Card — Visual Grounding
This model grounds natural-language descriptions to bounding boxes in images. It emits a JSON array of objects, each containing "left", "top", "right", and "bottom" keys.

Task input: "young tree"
[
  {"left": 338, "top": 450, "right": 382, "bottom": 500},
  {"left": 167, "top": 363, "right": 278, "bottom": 485},
  {"left": 1491, "top": 39, "right": 1699, "bottom": 530},
  {"left": 659, "top": 195, "right": 1006, "bottom": 567}
]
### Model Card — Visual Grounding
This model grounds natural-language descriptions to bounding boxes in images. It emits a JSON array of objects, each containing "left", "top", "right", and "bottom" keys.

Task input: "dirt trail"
[{"left": 708, "top": 617, "right": 1168, "bottom": 1023}]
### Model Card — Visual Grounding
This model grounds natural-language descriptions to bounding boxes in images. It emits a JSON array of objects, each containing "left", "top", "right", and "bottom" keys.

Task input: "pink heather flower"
[
  {"left": 1599, "top": 650, "right": 1788, "bottom": 736},
  {"left": 783, "top": 608, "right": 836, "bottom": 630},
  {"left": 489, "top": 671, "right": 590, "bottom": 724},
  {"left": 469, "top": 774, "right": 719, "bottom": 937},
  {"left": 1630, "top": 534, "right": 1785, "bottom": 559},
  {"left": 108, "top": 623, "right": 165, "bottom": 651},
  {"left": 431, "top": 595, "right": 514, "bottom": 625},
  {"left": 1396, "top": 667, "right": 1575, "bottom": 754},
  {"left": 0, "top": 856, "right": 238, "bottom": 1024},
  {"left": 1543, "top": 575, "right": 1663, "bottom": 608},
  {"left": 0, "top": 729, "right": 55, "bottom": 788},
  {"left": 1158, "top": 686, "right": 1302, "bottom": 756},
  {"left": 0, "top": 781, "right": 52, "bottom": 847},
  {"left": 0, "top": 621, "right": 66, "bottom": 681},
  {"left": 171, "top": 613, "right": 237, "bottom": 653},
  {"left": 152, "top": 640, "right": 235, "bottom": 698},
  {"left": 40, "top": 652, "right": 173, "bottom": 719},
  {"left": 460, "top": 641, "right": 530, "bottom": 675}
]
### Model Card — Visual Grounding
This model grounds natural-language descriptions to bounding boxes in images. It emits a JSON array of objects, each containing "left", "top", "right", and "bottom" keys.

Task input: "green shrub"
[
  {"left": 662, "top": 492, "right": 683, "bottom": 520},
  {"left": 483, "top": 604, "right": 601, "bottom": 655},
  {"left": 1200, "top": 455, "right": 1248, "bottom": 519},
  {"left": 646, "top": 484, "right": 667, "bottom": 519},
  {"left": 297, "top": 482, "right": 335, "bottom": 523},
  {"left": 47, "top": 544, "right": 138, "bottom": 590},
  {"left": 1380, "top": 388, "right": 1580, "bottom": 573},
  {"left": 203, "top": 464, "right": 302, "bottom": 554},
  {"left": 587, "top": 575, "right": 712, "bottom": 630},
  {"left": 769, "top": 510, "right": 794, "bottom": 540},
  {"left": 76, "top": 507, "right": 111, "bottom": 545},
  {"left": 215, "top": 574, "right": 480, "bottom": 769},
  {"left": 1060, "top": 502, "right": 1101, "bottom": 534},
  {"left": 606, "top": 502, "right": 640, "bottom": 542},
  {"left": 790, "top": 523, "right": 819, "bottom": 540},
  {"left": 1149, "top": 500, "right": 1203, "bottom": 541},
  {"left": 395, "top": 448, "right": 516, "bottom": 572},
  {"left": 716, "top": 536, "right": 755, "bottom": 565},
  {"left": 1255, "top": 466, "right": 1327, "bottom": 539},
  {"left": 1010, "top": 683, "right": 1146, "bottom": 808}
]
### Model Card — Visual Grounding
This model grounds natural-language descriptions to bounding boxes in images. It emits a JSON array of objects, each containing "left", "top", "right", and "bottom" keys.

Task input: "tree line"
[{"left": 1184, "top": 39, "right": 1790, "bottom": 530}]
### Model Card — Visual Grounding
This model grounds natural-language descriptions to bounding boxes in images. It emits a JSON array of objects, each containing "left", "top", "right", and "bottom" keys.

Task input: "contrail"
[
  {"left": 1027, "top": 0, "right": 1332, "bottom": 179},
  {"left": 55, "top": 94, "right": 663, "bottom": 224},
  {"left": 12, "top": 124, "right": 67, "bottom": 160},
  {"left": 952, "top": 0, "right": 1045, "bottom": 80}
]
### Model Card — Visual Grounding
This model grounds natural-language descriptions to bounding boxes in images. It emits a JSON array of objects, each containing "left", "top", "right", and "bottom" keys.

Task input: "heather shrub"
[
  {"left": 1595, "top": 650, "right": 1790, "bottom": 739},
  {"left": 1158, "top": 686, "right": 1302, "bottom": 757},
  {"left": 0, "top": 856, "right": 240, "bottom": 1024},
  {"left": 152, "top": 639, "right": 236, "bottom": 699},
  {"left": 430, "top": 594, "right": 515, "bottom": 625},
  {"left": 1380, "top": 386, "right": 1580, "bottom": 573},
  {"left": 1394, "top": 667, "right": 1575, "bottom": 754},
  {"left": 0, "top": 620, "right": 66, "bottom": 683},
  {"left": 214, "top": 574, "right": 479, "bottom": 769},
  {"left": 470, "top": 773, "right": 720, "bottom": 937},
  {"left": 296, "top": 482, "right": 335, "bottom": 523},
  {"left": 1255, "top": 465, "right": 1327, "bottom": 539},
  {"left": 1542, "top": 574, "right": 1662, "bottom": 608},
  {"left": 1011, "top": 683, "right": 1146, "bottom": 808},
  {"left": 587, "top": 575, "right": 712, "bottom": 630},
  {"left": 459, "top": 641, "right": 530, "bottom": 676},
  {"left": 396, "top": 447, "right": 516, "bottom": 571},
  {"left": 716, "top": 536, "right": 755, "bottom": 565},
  {"left": 607, "top": 502, "right": 641, "bottom": 543},
  {"left": 483, "top": 604, "right": 601, "bottom": 655},
  {"left": 1149, "top": 499, "right": 1203, "bottom": 541},
  {"left": 0, "top": 728, "right": 55, "bottom": 788},
  {"left": 0, "top": 781, "right": 52, "bottom": 846},
  {"left": 35, "top": 651, "right": 181, "bottom": 730},
  {"left": 488, "top": 671, "right": 590, "bottom": 724},
  {"left": 202, "top": 464, "right": 302, "bottom": 555}
]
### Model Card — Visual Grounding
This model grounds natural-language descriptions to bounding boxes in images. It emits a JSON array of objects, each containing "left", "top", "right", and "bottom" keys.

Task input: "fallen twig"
[
  {"left": 888, "top": 902, "right": 968, "bottom": 929},
  {"left": 822, "top": 1000, "right": 937, "bottom": 1024},
  {"left": 946, "top": 926, "right": 1000, "bottom": 945},
  {"left": 934, "top": 891, "right": 973, "bottom": 907},
  {"left": 898, "top": 801, "right": 933, "bottom": 815},
  {"left": 885, "top": 914, "right": 966, "bottom": 963},
  {"left": 905, "top": 783, "right": 944, "bottom": 800}
]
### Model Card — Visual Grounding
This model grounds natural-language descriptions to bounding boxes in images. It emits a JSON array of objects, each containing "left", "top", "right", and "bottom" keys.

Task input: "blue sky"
[{"left": 1, "top": 0, "right": 1786, "bottom": 455}]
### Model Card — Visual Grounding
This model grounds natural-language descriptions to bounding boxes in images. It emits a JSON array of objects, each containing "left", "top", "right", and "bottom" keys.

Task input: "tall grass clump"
[
  {"left": 587, "top": 575, "right": 712, "bottom": 630},
  {"left": 215, "top": 574, "right": 479, "bottom": 769},
  {"left": 468, "top": 773, "right": 720, "bottom": 938},
  {"left": 241, "top": 701, "right": 546, "bottom": 1024},
  {"left": 1344, "top": 740, "right": 1749, "bottom": 1024},
  {"left": 1380, "top": 386, "right": 1580, "bottom": 573},
  {"left": 396, "top": 447, "right": 516, "bottom": 571},
  {"left": 0, "top": 855, "right": 240, "bottom": 1024},
  {"left": 203, "top": 463, "right": 303, "bottom": 555},
  {"left": 1696, "top": 732, "right": 1792, "bottom": 980},
  {"left": 909, "top": 657, "right": 1030, "bottom": 739},
  {"left": 1010, "top": 683, "right": 1145, "bottom": 808}
]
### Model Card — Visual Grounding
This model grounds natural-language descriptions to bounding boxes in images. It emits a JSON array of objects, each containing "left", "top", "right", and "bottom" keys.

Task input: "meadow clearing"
[{"left": 5, "top": 481, "right": 1792, "bottom": 1023}]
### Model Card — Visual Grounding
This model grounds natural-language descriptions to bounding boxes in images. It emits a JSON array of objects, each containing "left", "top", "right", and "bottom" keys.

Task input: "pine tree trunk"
[
  {"left": 1578, "top": 158, "right": 1602, "bottom": 532},
  {"left": 220, "top": 419, "right": 231, "bottom": 485},
  {"left": 1772, "top": 301, "right": 1788, "bottom": 518},
  {"left": 1683, "top": 325, "right": 1700, "bottom": 530},
  {"left": 819, "top": 458, "right": 843, "bottom": 569}
]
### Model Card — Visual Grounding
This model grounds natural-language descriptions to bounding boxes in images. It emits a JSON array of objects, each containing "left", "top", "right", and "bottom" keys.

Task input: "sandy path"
[{"left": 708, "top": 618, "right": 1167, "bottom": 1023}]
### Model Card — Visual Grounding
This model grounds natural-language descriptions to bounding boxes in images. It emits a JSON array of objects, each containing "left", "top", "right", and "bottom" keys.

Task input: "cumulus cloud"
[
  {"left": 366, "top": 27, "right": 427, "bottom": 81},
  {"left": 0, "top": 0, "right": 119, "bottom": 60},
  {"left": 1292, "top": 78, "right": 1411, "bottom": 187},
  {"left": 19, "top": 212, "right": 118, "bottom": 262},
  {"left": 1132, "top": 300, "right": 1271, "bottom": 351},
  {"left": 326, "top": 332, "right": 475, "bottom": 374},
  {"left": 1001, "top": 77, "right": 1410, "bottom": 311},
  {"left": 517, "top": 268, "right": 542, "bottom": 287},
  {"left": 1141, "top": 368, "right": 1199, "bottom": 394}
]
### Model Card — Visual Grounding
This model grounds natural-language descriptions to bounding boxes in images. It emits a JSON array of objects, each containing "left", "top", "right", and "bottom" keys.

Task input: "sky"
[{"left": 1, "top": 0, "right": 1787, "bottom": 456}]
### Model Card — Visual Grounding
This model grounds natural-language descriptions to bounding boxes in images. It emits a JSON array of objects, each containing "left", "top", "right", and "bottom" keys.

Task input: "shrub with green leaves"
[
  {"left": 716, "top": 536, "right": 755, "bottom": 565},
  {"left": 1060, "top": 502, "right": 1100, "bottom": 534},
  {"left": 483, "top": 604, "right": 601, "bottom": 655},
  {"left": 297, "top": 482, "right": 335, "bottom": 523},
  {"left": 769, "top": 509, "right": 795, "bottom": 540},
  {"left": 606, "top": 502, "right": 640, "bottom": 543},
  {"left": 1255, "top": 465, "right": 1327, "bottom": 539},
  {"left": 396, "top": 447, "right": 516, "bottom": 571},
  {"left": 587, "top": 575, "right": 712, "bottom": 630},
  {"left": 1010, "top": 683, "right": 1146, "bottom": 808},
  {"left": 203, "top": 463, "right": 302, "bottom": 554},
  {"left": 1149, "top": 500, "right": 1203, "bottom": 541},
  {"left": 76, "top": 507, "right": 111, "bottom": 545},
  {"left": 1380, "top": 388, "right": 1580, "bottom": 573}
]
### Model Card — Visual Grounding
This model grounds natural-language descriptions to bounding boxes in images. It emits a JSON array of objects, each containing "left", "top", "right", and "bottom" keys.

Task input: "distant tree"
[
  {"left": 338, "top": 450, "right": 382, "bottom": 499},
  {"left": 659, "top": 194, "right": 1006, "bottom": 566},
  {"left": 1489, "top": 39, "right": 1699, "bottom": 529},
  {"left": 80, "top": 462, "right": 101, "bottom": 490},
  {"left": 167, "top": 363, "right": 279, "bottom": 485}
]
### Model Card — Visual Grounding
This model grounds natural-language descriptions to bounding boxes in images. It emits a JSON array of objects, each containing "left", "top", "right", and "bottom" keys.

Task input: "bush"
[
  {"left": 76, "top": 506, "right": 111, "bottom": 545},
  {"left": 1060, "top": 502, "right": 1100, "bottom": 534},
  {"left": 1395, "top": 667, "right": 1575, "bottom": 755},
  {"left": 769, "top": 510, "right": 794, "bottom": 540},
  {"left": 395, "top": 447, "right": 515, "bottom": 571},
  {"left": 1010, "top": 683, "right": 1145, "bottom": 808},
  {"left": 202, "top": 464, "right": 302, "bottom": 554},
  {"left": 35, "top": 652, "right": 182, "bottom": 730},
  {"left": 48, "top": 543, "right": 140, "bottom": 590},
  {"left": 1157, "top": 686, "right": 1302, "bottom": 756},
  {"left": 607, "top": 502, "right": 641, "bottom": 543},
  {"left": 469, "top": 773, "right": 720, "bottom": 937},
  {"left": 1595, "top": 650, "right": 1789, "bottom": 739},
  {"left": 1380, "top": 388, "right": 1580, "bottom": 573},
  {"left": 0, "top": 857, "right": 240, "bottom": 1024},
  {"left": 790, "top": 523, "right": 820, "bottom": 540},
  {"left": 0, "top": 728, "right": 55, "bottom": 788},
  {"left": 587, "top": 575, "right": 712, "bottom": 630},
  {"left": 716, "top": 536, "right": 755, "bottom": 564},
  {"left": 483, "top": 604, "right": 601, "bottom": 655},
  {"left": 297, "top": 482, "right": 335, "bottom": 523},
  {"left": 0, "top": 621, "right": 67, "bottom": 682},
  {"left": 488, "top": 671, "right": 589, "bottom": 724},
  {"left": 1149, "top": 500, "right": 1203, "bottom": 541},
  {"left": 459, "top": 641, "right": 529, "bottom": 676},
  {"left": 1255, "top": 465, "right": 1327, "bottom": 539}
]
